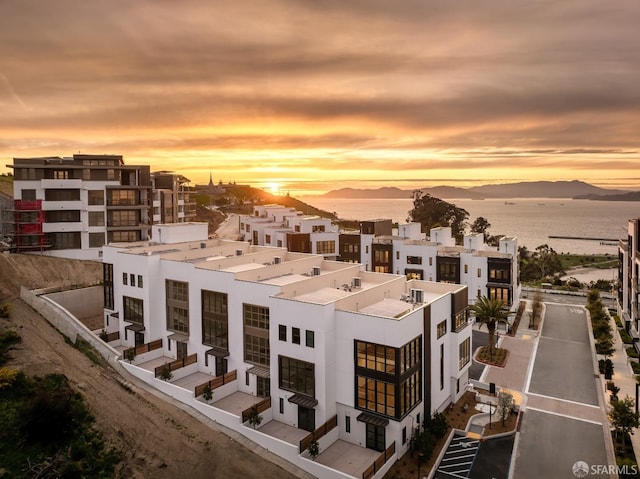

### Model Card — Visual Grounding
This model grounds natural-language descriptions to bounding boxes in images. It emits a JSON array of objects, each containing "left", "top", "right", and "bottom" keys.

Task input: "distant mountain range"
[{"left": 318, "top": 180, "right": 635, "bottom": 200}]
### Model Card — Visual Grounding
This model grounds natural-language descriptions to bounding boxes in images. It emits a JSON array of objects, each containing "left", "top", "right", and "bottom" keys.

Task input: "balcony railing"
[
  {"left": 154, "top": 354, "right": 197, "bottom": 378},
  {"left": 124, "top": 338, "right": 162, "bottom": 358},
  {"left": 299, "top": 415, "right": 338, "bottom": 453},
  {"left": 362, "top": 441, "right": 395, "bottom": 479},
  {"left": 241, "top": 396, "right": 272, "bottom": 423},
  {"left": 194, "top": 370, "right": 237, "bottom": 397}
]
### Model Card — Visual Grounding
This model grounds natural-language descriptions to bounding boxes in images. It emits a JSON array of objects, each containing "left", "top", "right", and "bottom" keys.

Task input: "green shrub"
[
  {"left": 632, "top": 362, "right": 640, "bottom": 374},
  {"left": 620, "top": 330, "right": 634, "bottom": 345},
  {"left": 626, "top": 347, "right": 639, "bottom": 359}
]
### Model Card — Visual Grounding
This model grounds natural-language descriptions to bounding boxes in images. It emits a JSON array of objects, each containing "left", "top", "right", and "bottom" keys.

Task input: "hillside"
[
  {"left": 318, "top": 180, "right": 629, "bottom": 199},
  {"left": 0, "top": 174, "right": 12, "bottom": 197},
  {"left": 574, "top": 191, "right": 640, "bottom": 201},
  {"left": 0, "top": 254, "right": 301, "bottom": 479}
]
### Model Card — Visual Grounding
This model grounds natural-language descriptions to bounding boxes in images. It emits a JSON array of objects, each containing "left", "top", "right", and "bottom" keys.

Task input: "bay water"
[{"left": 303, "top": 197, "right": 640, "bottom": 256}]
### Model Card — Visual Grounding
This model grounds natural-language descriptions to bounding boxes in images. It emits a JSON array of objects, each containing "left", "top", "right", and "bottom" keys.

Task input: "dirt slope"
[{"left": 0, "top": 254, "right": 299, "bottom": 479}]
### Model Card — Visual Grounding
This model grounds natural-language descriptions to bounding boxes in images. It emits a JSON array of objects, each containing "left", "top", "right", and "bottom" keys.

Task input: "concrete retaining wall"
[{"left": 20, "top": 286, "right": 120, "bottom": 365}]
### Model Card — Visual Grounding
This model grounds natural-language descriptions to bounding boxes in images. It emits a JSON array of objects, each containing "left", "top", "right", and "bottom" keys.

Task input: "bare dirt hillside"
[{"left": 0, "top": 254, "right": 300, "bottom": 479}]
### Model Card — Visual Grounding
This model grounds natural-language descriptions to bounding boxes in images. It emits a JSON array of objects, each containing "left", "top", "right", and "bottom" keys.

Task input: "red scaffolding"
[{"left": 10, "top": 200, "right": 50, "bottom": 251}]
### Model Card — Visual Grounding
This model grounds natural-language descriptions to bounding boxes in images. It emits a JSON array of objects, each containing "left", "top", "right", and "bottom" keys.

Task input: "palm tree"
[{"left": 469, "top": 295, "right": 511, "bottom": 360}]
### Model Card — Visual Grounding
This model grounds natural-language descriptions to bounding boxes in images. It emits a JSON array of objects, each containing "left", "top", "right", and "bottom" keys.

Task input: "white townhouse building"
[
  {"left": 239, "top": 204, "right": 340, "bottom": 260},
  {"left": 618, "top": 218, "right": 640, "bottom": 347},
  {"left": 359, "top": 222, "right": 520, "bottom": 309},
  {"left": 102, "top": 223, "right": 472, "bottom": 478}
]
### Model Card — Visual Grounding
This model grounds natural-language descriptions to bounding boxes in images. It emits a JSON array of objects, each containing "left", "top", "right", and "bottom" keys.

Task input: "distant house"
[{"left": 618, "top": 219, "right": 640, "bottom": 348}]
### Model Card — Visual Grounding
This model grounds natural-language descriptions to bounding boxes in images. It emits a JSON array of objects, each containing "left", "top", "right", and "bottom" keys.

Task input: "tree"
[
  {"left": 470, "top": 216, "right": 491, "bottom": 239},
  {"left": 407, "top": 190, "right": 469, "bottom": 244},
  {"left": 469, "top": 295, "right": 511, "bottom": 360},
  {"left": 202, "top": 384, "right": 213, "bottom": 402},
  {"left": 532, "top": 244, "right": 565, "bottom": 279},
  {"left": 609, "top": 396, "right": 640, "bottom": 448}
]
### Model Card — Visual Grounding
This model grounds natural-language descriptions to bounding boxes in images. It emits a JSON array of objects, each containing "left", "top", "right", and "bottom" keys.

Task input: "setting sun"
[{"left": 267, "top": 182, "right": 281, "bottom": 195}]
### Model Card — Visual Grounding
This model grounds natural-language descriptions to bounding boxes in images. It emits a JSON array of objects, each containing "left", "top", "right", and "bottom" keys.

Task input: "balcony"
[
  {"left": 41, "top": 200, "right": 82, "bottom": 211},
  {"left": 42, "top": 222, "right": 83, "bottom": 233},
  {"left": 41, "top": 179, "right": 82, "bottom": 189}
]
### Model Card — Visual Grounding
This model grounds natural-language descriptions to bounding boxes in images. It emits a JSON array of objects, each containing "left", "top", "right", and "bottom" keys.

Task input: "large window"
[
  {"left": 88, "top": 211, "right": 105, "bottom": 226},
  {"left": 88, "top": 190, "right": 104, "bottom": 205},
  {"left": 454, "top": 309, "right": 469, "bottom": 332},
  {"left": 166, "top": 280, "right": 189, "bottom": 334},
  {"left": 357, "top": 377, "right": 395, "bottom": 416},
  {"left": 44, "top": 189, "right": 80, "bottom": 201},
  {"left": 243, "top": 304, "right": 270, "bottom": 366},
  {"left": 356, "top": 337, "right": 421, "bottom": 419},
  {"left": 103, "top": 263, "right": 114, "bottom": 310},
  {"left": 437, "top": 320, "right": 447, "bottom": 339},
  {"left": 108, "top": 210, "right": 138, "bottom": 227},
  {"left": 356, "top": 342, "right": 396, "bottom": 374},
  {"left": 50, "top": 232, "right": 81, "bottom": 250},
  {"left": 406, "top": 256, "right": 422, "bottom": 265},
  {"left": 488, "top": 287, "right": 510, "bottom": 303},
  {"left": 279, "top": 356, "right": 315, "bottom": 397},
  {"left": 89, "top": 232, "right": 105, "bottom": 248},
  {"left": 108, "top": 231, "right": 141, "bottom": 242},
  {"left": 202, "top": 290, "right": 228, "bottom": 350},
  {"left": 123, "top": 296, "right": 143, "bottom": 324},
  {"left": 108, "top": 189, "right": 137, "bottom": 206},
  {"left": 316, "top": 240, "right": 335, "bottom": 254},
  {"left": 459, "top": 338, "right": 471, "bottom": 370},
  {"left": 46, "top": 210, "right": 80, "bottom": 222}
]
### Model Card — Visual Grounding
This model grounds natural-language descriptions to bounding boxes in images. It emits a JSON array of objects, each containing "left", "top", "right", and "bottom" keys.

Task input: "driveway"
[{"left": 512, "top": 303, "right": 613, "bottom": 479}]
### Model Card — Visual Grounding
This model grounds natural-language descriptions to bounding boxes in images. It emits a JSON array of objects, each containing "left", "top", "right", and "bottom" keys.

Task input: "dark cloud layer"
[{"left": 0, "top": 0, "right": 639, "bottom": 188}]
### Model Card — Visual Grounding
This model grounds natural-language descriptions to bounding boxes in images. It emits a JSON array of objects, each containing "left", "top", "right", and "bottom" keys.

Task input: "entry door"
[
  {"left": 366, "top": 423, "right": 385, "bottom": 452},
  {"left": 298, "top": 406, "right": 315, "bottom": 432},
  {"left": 176, "top": 341, "right": 187, "bottom": 360},
  {"left": 256, "top": 376, "right": 270, "bottom": 398},
  {"left": 134, "top": 331, "right": 145, "bottom": 347}
]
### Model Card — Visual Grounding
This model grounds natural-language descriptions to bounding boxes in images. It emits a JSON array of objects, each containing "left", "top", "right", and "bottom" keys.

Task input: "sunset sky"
[{"left": 1, "top": 0, "right": 639, "bottom": 195}]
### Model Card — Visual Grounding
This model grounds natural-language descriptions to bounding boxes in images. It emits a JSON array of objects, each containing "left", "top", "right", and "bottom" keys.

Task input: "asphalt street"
[{"left": 512, "top": 303, "right": 611, "bottom": 479}]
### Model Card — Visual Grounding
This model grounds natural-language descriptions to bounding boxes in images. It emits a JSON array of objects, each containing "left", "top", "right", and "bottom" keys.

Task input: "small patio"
[
  {"left": 316, "top": 439, "right": 380, "bottom": 479},
  {"left": 213, "top": 390, "right": 262, "bottom": 417},
  {"left": 258, "top": 420, "right": 308, "bottom": 446},
  {"left": 172, "top": 371, "right": 215, "bottom": 391},
  {"left": 136, "top": 355, "right": 175, "bottom": 373}
]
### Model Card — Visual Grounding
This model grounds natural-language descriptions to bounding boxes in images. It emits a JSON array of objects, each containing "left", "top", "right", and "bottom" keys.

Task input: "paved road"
[{"left": 513, "top": 303, "right": 612, "bottom": 479}]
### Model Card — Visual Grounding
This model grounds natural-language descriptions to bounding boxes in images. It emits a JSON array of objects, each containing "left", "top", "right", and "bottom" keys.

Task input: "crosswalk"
[{"left": 434, "top": 435, "right": 480, "bottom": 479}]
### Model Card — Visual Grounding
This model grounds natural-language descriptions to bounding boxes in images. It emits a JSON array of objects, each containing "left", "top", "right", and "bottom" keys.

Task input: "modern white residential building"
[
  {"left": 357, "top": 221, "right": 520, "bottom": 309},
  {"left": 243, "top": 207, "right": 520, "bottom": 310},
  {"left": 102, "top": 223, "right": 471, "bottom": 479},
  {"left": 618, "top": 218, "right": 640, "bottom": 346},
  {"left": 239, "top": 204, "right": 340, "bottom": 260},
  {"left": 6, "top": 154, "right": 152, "bottom": 260}
]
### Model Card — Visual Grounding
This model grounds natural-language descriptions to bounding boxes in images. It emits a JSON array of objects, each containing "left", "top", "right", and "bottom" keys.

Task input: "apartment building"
[
  {"left": 618, "top": 218, "right": 640, "bottom": 346},
  {"left": 244, "top": 208, "right": 520, "bottom": 309},
  {"left": 151, "top": 171, "right": 196, "bottom": 224},
  {"left": 102, "top": 223, "right": 471, "bottom": 478},
  {"left": 6, "top": 154, "right": 151, "bottom": 260},
  {"left": 239, "top": 204, "right": 340, "bottom": 260},
  {"left": 358, "top": 220, "right": 520, "bottom": 309}
]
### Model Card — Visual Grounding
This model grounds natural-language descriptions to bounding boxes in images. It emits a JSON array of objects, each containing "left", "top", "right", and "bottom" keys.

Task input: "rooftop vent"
[
  {"left": 236, "top": 249, "right": 243, "bottom": 256},
  {"left": 352, "top": 277, "right": 362, "bottom": 288},
  {"left": 274, "top": 256, "right": 281, "bottom": 264},
  {"left": 410, "top": 288, "right": 424, "bottom": 304},
  {"left": 312, "top": 266, "right": 321, "bottom": 276}
]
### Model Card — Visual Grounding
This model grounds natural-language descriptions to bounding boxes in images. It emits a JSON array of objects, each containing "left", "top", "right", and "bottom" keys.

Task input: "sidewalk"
[{"left": 606, "top": 312, "right": 640, "bottom": 462}]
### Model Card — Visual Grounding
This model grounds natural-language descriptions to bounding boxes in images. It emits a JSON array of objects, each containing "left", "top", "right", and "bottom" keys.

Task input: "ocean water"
[{"left": 303, "top": 197, "right": 640, "bottom": 255}]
